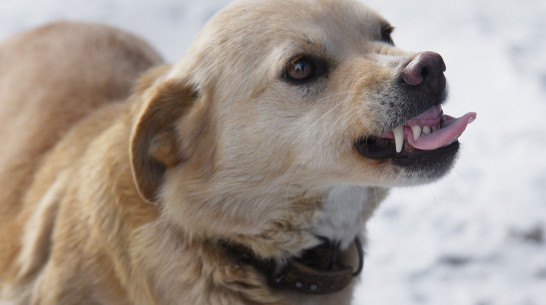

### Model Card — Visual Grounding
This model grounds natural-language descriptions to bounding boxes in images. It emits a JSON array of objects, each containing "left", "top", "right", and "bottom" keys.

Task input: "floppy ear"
[{"left": 130, "top": 78, "right": 199, "bottom": 202}]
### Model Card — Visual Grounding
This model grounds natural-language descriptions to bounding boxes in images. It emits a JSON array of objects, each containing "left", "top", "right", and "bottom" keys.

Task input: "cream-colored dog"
[{"left": 0, "top": 0, "right": 476, "bottom": 304}]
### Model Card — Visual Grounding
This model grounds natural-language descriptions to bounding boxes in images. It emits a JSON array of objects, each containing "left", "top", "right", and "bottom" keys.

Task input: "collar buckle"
[{"left": 268, "top": 237, "right": 364, "bottom": 295}]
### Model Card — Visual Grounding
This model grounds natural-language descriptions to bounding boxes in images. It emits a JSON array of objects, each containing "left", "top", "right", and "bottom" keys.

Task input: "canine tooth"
[
  {"left": 393, "top": 125, "right": 404, "bottom": 153},
  {"left": 411, "top": 125, "right": 422, "bottom": 141},
  {"left": 423, "top": 126, "right": 432, "bottom": 135}
]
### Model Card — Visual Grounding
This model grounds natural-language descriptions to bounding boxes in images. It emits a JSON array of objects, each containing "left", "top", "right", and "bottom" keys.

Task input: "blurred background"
[{"left": 1, "top": 0, "right": 544, "bottom": 304}]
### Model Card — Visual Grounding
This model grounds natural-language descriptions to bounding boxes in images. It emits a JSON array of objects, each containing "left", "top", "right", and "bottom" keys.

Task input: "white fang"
[{"left": 393, "top": 125, "right": 404, "bottom": 153}]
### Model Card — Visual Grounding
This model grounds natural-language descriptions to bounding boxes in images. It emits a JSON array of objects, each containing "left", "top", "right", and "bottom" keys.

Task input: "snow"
[{"left": 1, "top": 0, "right": 545, "bottom": 304}]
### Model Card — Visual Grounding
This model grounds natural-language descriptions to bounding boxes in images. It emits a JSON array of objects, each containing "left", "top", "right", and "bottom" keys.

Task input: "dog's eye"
[
  {"left": 381, "top": 24, "right": 395, "bottom": 45},
  {"left": 283, "top": 56, "right": 328, "bottom": 85},
  {"left": 286, "top": 57, "right": 316, "bottom": 82}
]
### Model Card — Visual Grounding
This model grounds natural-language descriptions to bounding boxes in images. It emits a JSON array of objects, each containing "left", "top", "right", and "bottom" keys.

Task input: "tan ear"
[{"left": 130, "top": 79, "right": 199, "bottom": 202}]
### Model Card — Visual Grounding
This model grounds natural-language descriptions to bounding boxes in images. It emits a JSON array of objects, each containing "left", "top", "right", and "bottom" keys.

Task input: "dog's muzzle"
[{"left": 222, "top": 237, "right": 364, "bottom": 295}]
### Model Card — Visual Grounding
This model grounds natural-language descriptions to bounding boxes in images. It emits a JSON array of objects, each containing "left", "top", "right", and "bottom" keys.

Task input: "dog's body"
[{"left": 0, "top": 0, "right": 475, "bottom": 304}]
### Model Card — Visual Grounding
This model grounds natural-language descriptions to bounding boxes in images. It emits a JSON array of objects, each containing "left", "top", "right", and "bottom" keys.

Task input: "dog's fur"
[{"left": 0, "top": 0, "right": 454, "bottom": 304}]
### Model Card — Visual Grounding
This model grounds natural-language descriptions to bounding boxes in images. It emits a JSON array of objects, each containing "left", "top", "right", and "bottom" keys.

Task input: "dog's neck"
[
  {"left": 214, "top": 185, "right": 374, "bottom": 295},
  {"left": 123, "top": 184, "right": 387, "bottom": 303},
  {"left": 311, "top": 185, "right": 370, "bottom": 250}
]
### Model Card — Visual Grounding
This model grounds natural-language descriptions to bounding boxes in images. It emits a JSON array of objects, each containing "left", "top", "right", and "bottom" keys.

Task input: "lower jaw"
[
  {"left": 392, "top": 141, "right": 459, "bottom": 172},
  {"left": 355, "top": 137, "right": 460, "bottom": 179}
]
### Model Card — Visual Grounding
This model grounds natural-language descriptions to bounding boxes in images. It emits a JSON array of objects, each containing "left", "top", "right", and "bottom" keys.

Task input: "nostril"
[
  {"left": 402, "top": 51, "right": 446, "bottom": 94},
  {"left": 421, "top": 67, "right": 430, "bottom": 80}
]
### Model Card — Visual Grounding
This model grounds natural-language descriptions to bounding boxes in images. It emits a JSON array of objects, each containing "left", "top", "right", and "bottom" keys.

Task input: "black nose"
[{"left": 402, "top": 51, "right": 446, "bottom": 95}]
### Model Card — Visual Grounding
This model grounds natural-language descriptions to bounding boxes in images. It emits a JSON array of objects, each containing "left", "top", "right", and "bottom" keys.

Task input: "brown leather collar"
[{"left": 221, "top": 237, "right": 364, "bottom": 295}]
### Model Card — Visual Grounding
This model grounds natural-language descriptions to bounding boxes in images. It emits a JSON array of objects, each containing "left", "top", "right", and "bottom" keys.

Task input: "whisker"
[
  {"left": 275, "top": 95, "right": 356, "bottom": 151},
  {"left": 310, "top": 90, "right": 361, "bottom": 105},
  {"left": 308, "top": 96, "right": 354, "bottom": 130}
]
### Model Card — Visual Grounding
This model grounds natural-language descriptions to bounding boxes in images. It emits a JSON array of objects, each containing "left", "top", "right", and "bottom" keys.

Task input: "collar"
[{"left": 221, "top": 237, "right": 364, "bottom": 295}]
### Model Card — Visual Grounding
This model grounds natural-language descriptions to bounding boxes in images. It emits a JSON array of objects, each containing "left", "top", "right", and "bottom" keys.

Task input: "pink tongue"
[{"left": 408, "top": 112, "right": 477, "bottom": 150}]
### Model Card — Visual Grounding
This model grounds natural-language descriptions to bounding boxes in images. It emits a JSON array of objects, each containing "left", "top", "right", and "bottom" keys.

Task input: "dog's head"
[{"left": 129, "top": 0, "right": 475, "bottom": 252}]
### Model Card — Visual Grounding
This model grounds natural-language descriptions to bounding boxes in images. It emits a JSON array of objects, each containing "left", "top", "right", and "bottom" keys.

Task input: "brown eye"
[{"left": 287, "top": 57, "right": 315, "bottom": 81}]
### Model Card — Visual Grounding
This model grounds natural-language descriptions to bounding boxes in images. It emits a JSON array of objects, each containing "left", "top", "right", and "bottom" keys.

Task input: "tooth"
[
  {"left": 423, "top": 126, "right": 431, "bottom": 135},
  {"left": 393, "top": 125, "right": 404, "bottom": 153},
  {"left": 432, "top": 126, "right": 437, "bottom": 132},
  {"left": 411, "top": 125, "right": 422, "bottom": 141}
]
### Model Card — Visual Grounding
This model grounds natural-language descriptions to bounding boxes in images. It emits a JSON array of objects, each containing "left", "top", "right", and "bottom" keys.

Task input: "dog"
[{"left": 0, "top": 0, "right": 476, "bottom": 304}]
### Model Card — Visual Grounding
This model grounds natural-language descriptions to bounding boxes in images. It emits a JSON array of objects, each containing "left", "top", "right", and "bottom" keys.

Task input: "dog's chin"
[{"left": 354, "top": 136, "right": 459, "bottom": 181}]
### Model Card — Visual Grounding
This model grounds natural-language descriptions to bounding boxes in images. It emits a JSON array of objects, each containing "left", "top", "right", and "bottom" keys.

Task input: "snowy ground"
[{"left": 1, "top": 0, "right": 545, "bottom": 304}]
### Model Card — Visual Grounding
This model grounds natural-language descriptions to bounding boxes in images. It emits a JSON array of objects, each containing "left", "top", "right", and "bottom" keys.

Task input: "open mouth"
[{"left": 355, "top": 106, "right": 476, "bottom": 163}]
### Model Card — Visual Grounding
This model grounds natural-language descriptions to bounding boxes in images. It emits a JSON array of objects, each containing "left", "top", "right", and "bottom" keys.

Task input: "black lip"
[{"left": 355, "top": 137, "right": 459, "bottom": 177}]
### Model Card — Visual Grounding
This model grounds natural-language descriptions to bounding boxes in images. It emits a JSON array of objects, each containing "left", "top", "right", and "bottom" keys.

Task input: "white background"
[{"left": 1, "top": 0, "right": 545, "bottom": 304}]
